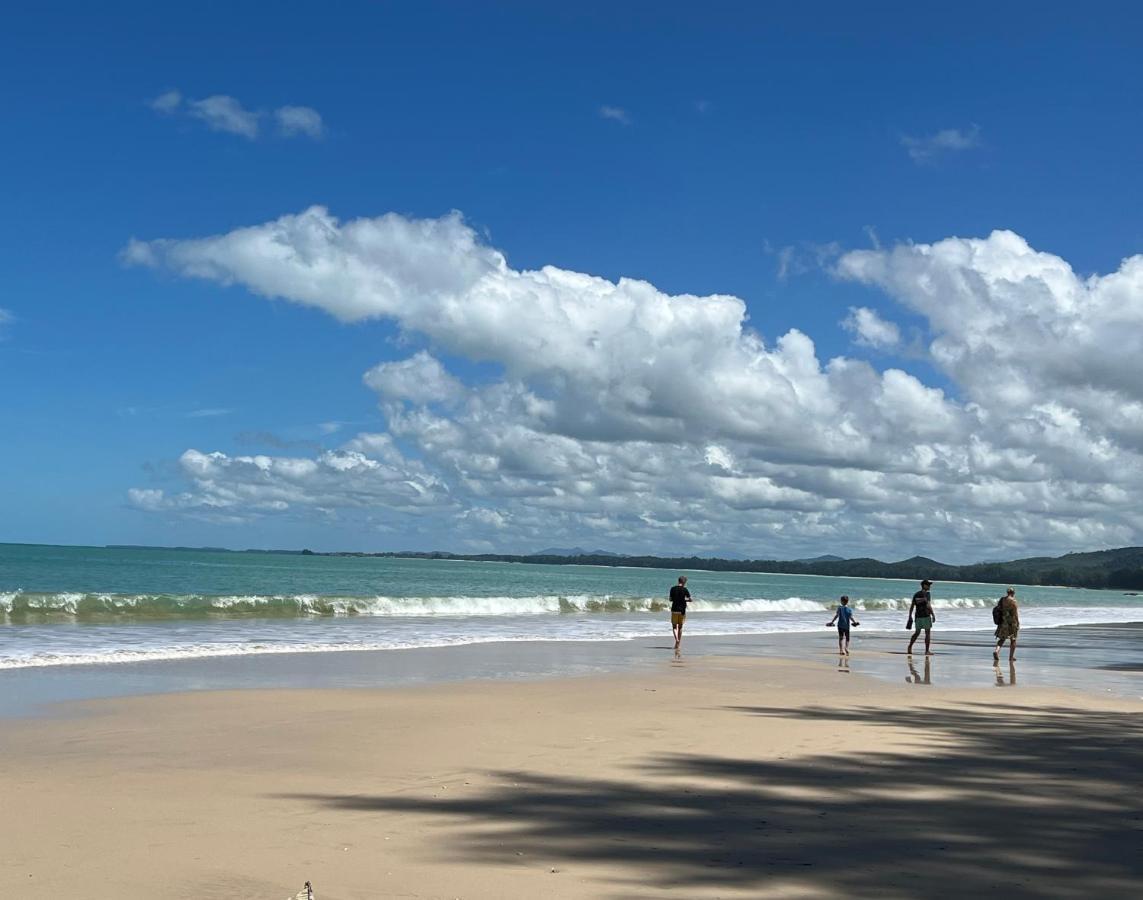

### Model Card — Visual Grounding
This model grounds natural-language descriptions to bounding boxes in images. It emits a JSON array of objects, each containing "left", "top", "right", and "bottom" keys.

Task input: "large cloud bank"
[{"left": 123, "top": 209, "right": 1143, "bottom": 559}]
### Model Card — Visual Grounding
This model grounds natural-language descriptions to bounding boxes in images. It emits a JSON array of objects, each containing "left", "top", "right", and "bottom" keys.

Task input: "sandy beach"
[{"left": 4, "top": 653, "right": 1141, "bottom": 900}]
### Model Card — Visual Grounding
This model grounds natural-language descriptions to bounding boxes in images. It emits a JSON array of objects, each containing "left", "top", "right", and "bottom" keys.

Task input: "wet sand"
[
  {"left": 3, "top": 623, "right": 1141, "bottom": 719},
  {"left": 3, "top": 654, "right": 1142, "bottom": 899}
]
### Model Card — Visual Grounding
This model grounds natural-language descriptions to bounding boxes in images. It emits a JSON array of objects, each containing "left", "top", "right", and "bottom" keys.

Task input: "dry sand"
[{"left": 3, "top": 654, "right": 1141, "bottom": 899}]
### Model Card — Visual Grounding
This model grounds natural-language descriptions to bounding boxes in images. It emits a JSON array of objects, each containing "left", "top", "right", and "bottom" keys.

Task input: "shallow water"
[
  {"left": 1, "top": 624, "right": 1140, "bottom": 719},
  {"left": 3, "top": 544, "right": 1140, "bottom": 671}
]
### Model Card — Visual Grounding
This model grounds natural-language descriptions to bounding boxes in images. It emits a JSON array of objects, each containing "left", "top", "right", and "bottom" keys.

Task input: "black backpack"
[{"left": 992, "top": 598, "right": 1004, "bottom": 625}]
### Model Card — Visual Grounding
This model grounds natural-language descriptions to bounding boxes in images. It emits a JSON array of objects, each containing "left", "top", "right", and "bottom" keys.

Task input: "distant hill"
[
  {"left": 106, "top": 544, "right": 232, "bottom": 553},
  {"left": 532, "top": 547, "right": 624, "bottom": 558},
  {"left": 795, "top": 554, "right": 844, "bottom": 563},
  {"left": 329, "top": 546, "right": 1143, "bottom": 590}
]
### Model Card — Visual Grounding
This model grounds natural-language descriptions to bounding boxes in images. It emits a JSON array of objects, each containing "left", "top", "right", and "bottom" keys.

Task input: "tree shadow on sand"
[{"left": 285, "top": 702, "right": 1143, "bottom": 898}]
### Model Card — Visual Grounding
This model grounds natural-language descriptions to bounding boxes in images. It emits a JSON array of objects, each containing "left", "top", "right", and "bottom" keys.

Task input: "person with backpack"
[
  {"left": 669, "top": 575, "right": 692, "bottom": 651},
  {"left": 993, "top": 587, "right": 1020, "bottom": 662}
]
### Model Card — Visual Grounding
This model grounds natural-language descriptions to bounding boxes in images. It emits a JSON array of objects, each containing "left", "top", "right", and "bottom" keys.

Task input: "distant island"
[{"left": 312, "top": 546, "right": 1143, "bottom": 591}]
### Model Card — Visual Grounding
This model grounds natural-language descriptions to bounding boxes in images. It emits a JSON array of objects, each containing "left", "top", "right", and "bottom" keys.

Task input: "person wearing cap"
[
  {"left": 907, "top": 579, "right": 936, "bottom": 655},
  {"left": 827, "top": 594, "right": 859, "bottom": 655}
]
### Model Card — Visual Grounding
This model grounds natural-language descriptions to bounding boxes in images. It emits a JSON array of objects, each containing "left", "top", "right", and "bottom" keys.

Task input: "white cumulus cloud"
[
  {"left": 837, "top": 230, "right": 1143, "bottom": 414},
  {"left": 149, "top": 90, "right": 182, "bottom": 113},
  {"left": 599, "top": 105, "right": 631, "bottom": 125},
  {"left": 123, "top": 211, "right": 1143, "bottom": 560},
  {"left": 149, "top": 90, "right": 324, "bottom": 141},
  {"left": 129, "top": 447, "right": 451, "bottom": 521},
  {"left": 842, "top": 306, "right": 901, "bottom": 349},
  {"left": 901, "top": 125, "right": 981, "bottom": 163},
  {"left": 275, "top": 105, "right": 324, "bottom": 139},
  {"left": 364, "top": 351, "right": 466, "bottom": 405},
  {"left": 188, "top": 95, "right": 260, "bottom": 139}
]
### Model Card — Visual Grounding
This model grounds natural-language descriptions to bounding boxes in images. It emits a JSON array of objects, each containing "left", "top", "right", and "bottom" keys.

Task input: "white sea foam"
[
  {"left": 691, "top": 597, "right": 825, "bottom": 612},
  {"left": 0, "top": 632, "right": 650, "bottom": 670},
  {"left": 2, "top": 603, "right": 1140, "bottom": 670},
  {"left": 0, "top": 591, "right": 19, "bottom": 614},
  {"left": 0, "top": 590, "right": 1137, "bottom": 620},
  {"left": 855, "top": 597, "right": 995, "bottom": 610}
]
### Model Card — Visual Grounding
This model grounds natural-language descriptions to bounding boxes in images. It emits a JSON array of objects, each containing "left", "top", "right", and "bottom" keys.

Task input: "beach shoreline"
[
  {"left": 4, "top": 650, "right": 1143, "bottom": 899},
  {"left": 2, "top": 622, "right": 1140, "bottom": 719}
]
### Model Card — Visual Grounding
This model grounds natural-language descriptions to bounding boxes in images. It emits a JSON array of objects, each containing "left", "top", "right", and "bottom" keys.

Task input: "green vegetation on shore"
[{"left": 318, "top": 546, "right": 1143, "bottom": 591}]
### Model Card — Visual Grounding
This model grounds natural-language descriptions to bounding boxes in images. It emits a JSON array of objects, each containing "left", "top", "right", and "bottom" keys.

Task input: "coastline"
[
  {"left": 10, "top": 540, "right": 1143, "bottom": 591},
  {"left": 2, "top": 623, "right": 1140, "bottom": 719},
  {"left": 3, "top": 654, "right": 1141, "bottom": 899}
]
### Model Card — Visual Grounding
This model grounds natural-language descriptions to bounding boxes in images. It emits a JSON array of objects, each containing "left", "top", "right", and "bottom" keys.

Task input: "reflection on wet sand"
[
  {"left": 837, "top": 656, "right": 851, "bottom": 674},
  {"left": 907, "top": 656, "right": 932, "bottom": 685},
  {"left": 994, "top": 661, "right": 1017, "bottom": 687}
]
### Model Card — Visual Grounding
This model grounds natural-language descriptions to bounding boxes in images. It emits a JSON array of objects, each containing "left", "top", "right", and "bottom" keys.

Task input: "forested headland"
[{"left": 311, "top": 546, "right": 1143, "bottom": 591}]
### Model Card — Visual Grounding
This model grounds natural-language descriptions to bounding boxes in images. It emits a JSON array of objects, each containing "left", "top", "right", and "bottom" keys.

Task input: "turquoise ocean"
[{"left": 3, "top": 543, "right": 1141, "bottom": 671}]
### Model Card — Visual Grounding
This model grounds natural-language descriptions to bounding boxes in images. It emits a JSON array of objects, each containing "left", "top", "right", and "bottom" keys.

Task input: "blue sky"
[{"left": 3, "top": 2, "right": 1143, "bottom": 560}]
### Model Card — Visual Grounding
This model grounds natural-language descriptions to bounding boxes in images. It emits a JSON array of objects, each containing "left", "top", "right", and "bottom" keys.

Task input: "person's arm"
[
  {"left": 827, "top": 608, "right": 838, "bottom": 626},
  {"left": 929, "top": 593, "right": 936, "bottom": 622}
]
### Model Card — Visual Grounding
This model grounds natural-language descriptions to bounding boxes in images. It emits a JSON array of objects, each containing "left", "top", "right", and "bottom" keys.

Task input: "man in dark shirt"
[
  {"left": 669, "top": 576, "right": 692, "bottom": 650},
  {"left": 907, "top": 578, "right": 936, "bottom": 655}
]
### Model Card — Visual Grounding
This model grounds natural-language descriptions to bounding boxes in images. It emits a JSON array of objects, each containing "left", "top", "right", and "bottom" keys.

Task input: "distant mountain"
[
  {"left": 898, "top": 555, "right": 944, "bottom": 567},
  {"left": 796, "top": 554, "right": 844, "bottom": 563},
  {"left": 347, "top": 545, "right": 1143, "bottom": 590},
  {"left": 532, "top": 547, "right": 624, "bottom": 557},
  {"left": 1003, "top": 547, "right": 1143, "bottom": 571}
]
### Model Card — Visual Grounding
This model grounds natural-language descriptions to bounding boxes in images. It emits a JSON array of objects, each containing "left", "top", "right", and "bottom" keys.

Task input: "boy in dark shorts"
[
  {"left": 827, "top": 595, "right": 860, "bottom": 654},
  {"left": 669, "top": 576, "right": 691, "bottom": 650}
]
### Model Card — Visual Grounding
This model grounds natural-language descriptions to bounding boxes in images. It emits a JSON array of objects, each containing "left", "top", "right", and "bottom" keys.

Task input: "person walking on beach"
[
  {"left": 907, "top": 579, "right": 936, "bottom": 655},
  {"left": 994, "top": 587, "right": 1020, "bottom": 662},
  {"left": 827, "top": 595, "right": 859, "bottom": 654},
  {"left": 669, "top": 576, "right": 692, "bottom": 650}
]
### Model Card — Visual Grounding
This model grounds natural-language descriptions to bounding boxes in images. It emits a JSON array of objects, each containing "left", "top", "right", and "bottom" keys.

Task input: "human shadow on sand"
[{"left": 284, "top": 701, "right": 1143, "bottom": 898}]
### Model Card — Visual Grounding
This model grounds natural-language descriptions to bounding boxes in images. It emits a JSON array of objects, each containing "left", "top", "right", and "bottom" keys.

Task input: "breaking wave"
[{"left": 0, "top": 589, "right": 1110, "bottom": 622}]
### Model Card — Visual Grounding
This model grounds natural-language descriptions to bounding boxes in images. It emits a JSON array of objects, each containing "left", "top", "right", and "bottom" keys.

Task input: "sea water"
[{"left": 3, "top": 543, "right": 1140, "bottom": 670}]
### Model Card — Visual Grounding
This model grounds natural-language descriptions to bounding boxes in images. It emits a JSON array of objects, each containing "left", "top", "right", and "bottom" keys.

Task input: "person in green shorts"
[{"left": 906, "top": 578, "right": 936, "bottom": 655}]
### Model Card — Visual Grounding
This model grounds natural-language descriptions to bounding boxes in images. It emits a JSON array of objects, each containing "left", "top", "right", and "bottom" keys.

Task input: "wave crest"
[
  {"left": 0, "top": 590, "right": 834, "bottom": 619},
  {"left": 0, "top": 590, "right": 1091, "bottom": 622}
]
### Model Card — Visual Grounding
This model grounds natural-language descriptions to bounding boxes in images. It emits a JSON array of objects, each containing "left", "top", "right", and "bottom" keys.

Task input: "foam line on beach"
[
  {"left": 3, "top": 611, "right": 1141, "bottom": 669},
  {"left": 3, "top": 589, "right": 1134, "bottom": 621}
]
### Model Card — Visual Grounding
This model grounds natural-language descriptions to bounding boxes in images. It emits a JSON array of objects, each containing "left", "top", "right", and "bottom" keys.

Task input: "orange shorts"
[{"left": 671, "top": 612, "right": 686, "bottom": 626}]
